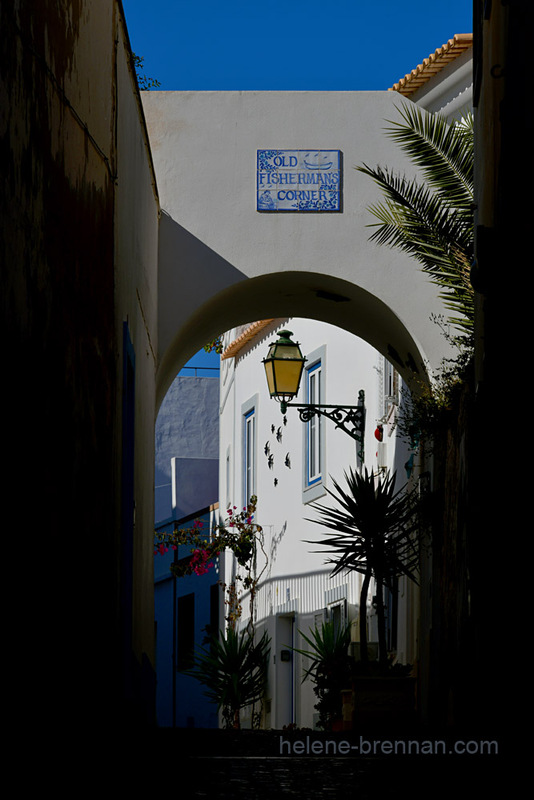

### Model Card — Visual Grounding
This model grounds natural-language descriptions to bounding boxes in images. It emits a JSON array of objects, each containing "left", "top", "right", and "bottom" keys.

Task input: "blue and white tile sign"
[{"left": 257, "top": 150, "right": 342, "bottom": 211}]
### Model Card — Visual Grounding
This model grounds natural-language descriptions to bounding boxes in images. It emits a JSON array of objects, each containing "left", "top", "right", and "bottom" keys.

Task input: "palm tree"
[
  {"left": 292, "top": 621, "right": 353, "bottom": 730},
  {"left": 308, "top": 468, "right": 420, "bottom": 671},
  {"left": 357, "top": 104, "right": 474, "bottom": 340},
  {"left": 188, "top": 628, "right": 270, "bottom": 729}
]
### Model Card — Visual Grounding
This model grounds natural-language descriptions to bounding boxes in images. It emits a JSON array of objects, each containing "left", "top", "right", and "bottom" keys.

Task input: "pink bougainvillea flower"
[{"left": 190, "top": 547, "right": 215, "bottom": 576}]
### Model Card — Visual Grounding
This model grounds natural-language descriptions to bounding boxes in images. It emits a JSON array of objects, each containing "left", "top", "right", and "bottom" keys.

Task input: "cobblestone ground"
[
  {"left": 186, "top": 756, "right": 377, "bottom": 799},
  {"left": 148, "top": 728, "right": 506, "bottom": 799}
]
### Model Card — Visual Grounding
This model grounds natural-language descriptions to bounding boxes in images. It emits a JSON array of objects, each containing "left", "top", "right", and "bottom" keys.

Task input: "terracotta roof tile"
[
  {"left": 221, "top": 320, "right": 277, "bottom": 360},
  {"left": 389, "top": 33, "right": 473, "bottom": 97}
]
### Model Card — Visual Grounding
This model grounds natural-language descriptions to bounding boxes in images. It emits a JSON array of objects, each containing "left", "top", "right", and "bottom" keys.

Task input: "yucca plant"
[
  {"left": 188, "top": 628, "right": 270, "bottom": 729},
  {"left": 308, "top": 468, "right": 420, "bottom": 671},
  {"left": 292, "top": 621, "right": 353, "bottom": 730},
  {"left": 357, "top": 104, "right": 474, "bottom": 341}
]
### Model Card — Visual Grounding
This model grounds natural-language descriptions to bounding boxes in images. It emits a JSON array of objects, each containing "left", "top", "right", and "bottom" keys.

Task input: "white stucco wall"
[
  {"left": 141, "top": 90, "right": 458, "bottom": 407},
  {"left": 219, "top": 318, "right": 418, "bottom": 729}
]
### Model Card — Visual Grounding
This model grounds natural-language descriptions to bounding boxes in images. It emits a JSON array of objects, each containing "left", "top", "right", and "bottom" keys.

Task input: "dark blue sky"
[{"left": 122, "top": 0, "right": 472, "bottom": 91}]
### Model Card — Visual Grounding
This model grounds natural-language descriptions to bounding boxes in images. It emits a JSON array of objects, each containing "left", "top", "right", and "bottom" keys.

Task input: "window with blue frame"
[
  {"left": 302, "top": 348, "right": 326, "bottom": 504},
  {"left": 243, "top": 403, "right": 257, "bottom": 504}
]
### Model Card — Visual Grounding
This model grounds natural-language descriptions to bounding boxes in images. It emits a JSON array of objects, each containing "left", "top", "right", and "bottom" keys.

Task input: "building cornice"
[{"left": 389, "top": 33, "right": 473, "bottom": 97}]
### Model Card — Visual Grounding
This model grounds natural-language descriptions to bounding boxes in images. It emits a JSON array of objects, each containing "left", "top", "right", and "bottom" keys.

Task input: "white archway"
[
  {"left": 142, "top": 91, "right": 454, "bottom": 406},
  {"left": 156, "top": 267, "right": 432, "bottom": 409}
]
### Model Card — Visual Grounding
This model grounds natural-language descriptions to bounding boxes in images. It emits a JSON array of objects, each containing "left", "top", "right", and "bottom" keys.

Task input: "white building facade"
[
  {"left": 218, "top": 318, "right": 417, "bottom": 729},
  {"left": 144, "top": 32, "right": 474, "bottom": 730},
  {"left": 212, "top": 36, "right": 473, "bottom": 729}
]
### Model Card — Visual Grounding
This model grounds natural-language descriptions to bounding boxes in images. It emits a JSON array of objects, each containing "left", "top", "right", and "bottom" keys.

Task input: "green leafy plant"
[
  {"left": 156, "top": 497, "right": 269, "bottom": 685},
  {"left": 308, "top": 468, "right": 421, "bottom": 672},
  {"left": 357, "top": 105, "right": 474, "bottom": 341},
  {"left": 400, "top": 364, "right": 473, "bottom": 449},
  {"left": 188, "top": 628, "right": 270, "bottom": 729},
  {"left": 203, "top": 336, "right": 224, "bottom": 355},
  {"left": 292, "top": 621, "right": 353, "bottom": 730},
  {"left": 131, "top": 53, "right": 161, "bottom": 90},
  {"left": 397, "top": 315, "right": 474, "bottom": 449}
]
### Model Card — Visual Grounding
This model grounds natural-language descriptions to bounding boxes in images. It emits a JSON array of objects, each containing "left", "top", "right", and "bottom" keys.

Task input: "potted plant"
[
  {"left": 307, "top": 468, "right": 422, "bottom": 727},
  {"left": 292, "top": 621, "right": 353, "bottom": 731},
  {"left": 188, "top": 628, "right": 270, "bottom": 730}
]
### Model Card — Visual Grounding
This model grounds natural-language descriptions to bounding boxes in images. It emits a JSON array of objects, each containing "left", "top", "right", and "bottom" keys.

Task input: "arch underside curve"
[{"left": 156, "top": 270, "right": 430, "bottom": 410}]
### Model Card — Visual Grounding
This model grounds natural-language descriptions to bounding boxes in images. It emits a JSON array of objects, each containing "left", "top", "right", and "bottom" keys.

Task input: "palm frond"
[
  {"left": 291, "top": 621, "right": 352, "bottom": 683},
  {"left": 188, "top": 629, "right": 270, "bottom": 719},
  {"left": 356, "top": 106, "right": 474, "bottom": 336},
  {"left": 306, "top": 468, "right": 421, "bottom": 585},
  {"left": 384, "top": 104, "right": 473, "bottom": 210},
  {"left": 362, "top": 167, "right": 472, "bottom": 269}
]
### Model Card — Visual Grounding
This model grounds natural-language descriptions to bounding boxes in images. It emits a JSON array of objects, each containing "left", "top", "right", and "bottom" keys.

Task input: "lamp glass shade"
[{"left": 263, "top": 330, "right": 306, "bottom": 400}]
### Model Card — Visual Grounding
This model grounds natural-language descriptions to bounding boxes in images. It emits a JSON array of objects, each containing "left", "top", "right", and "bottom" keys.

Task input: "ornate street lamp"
[
  {"left": 263, "top": 329, "right": 307, "bottom": 412},
  {"left": 262, "top": 329, "right": 366, "bottom": 449}
]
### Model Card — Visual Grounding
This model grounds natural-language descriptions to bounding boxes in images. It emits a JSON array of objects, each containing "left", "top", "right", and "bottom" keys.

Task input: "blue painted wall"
[
  {"left": 154, "top": 511, "right": 220, "bottom": 728},
  {"left": 154, "top": 361, "right": 220, "bottom": 727}
]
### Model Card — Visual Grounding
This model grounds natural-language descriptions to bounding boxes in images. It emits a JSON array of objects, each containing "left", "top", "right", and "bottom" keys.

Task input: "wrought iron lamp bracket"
[{"left": 284, "top": 390, "right": 366, "bottom": 444}]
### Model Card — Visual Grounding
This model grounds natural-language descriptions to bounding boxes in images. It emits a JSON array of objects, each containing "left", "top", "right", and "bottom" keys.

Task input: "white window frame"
[{"left": 307, "top": 362, "right": 322, "bottom": 486}]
